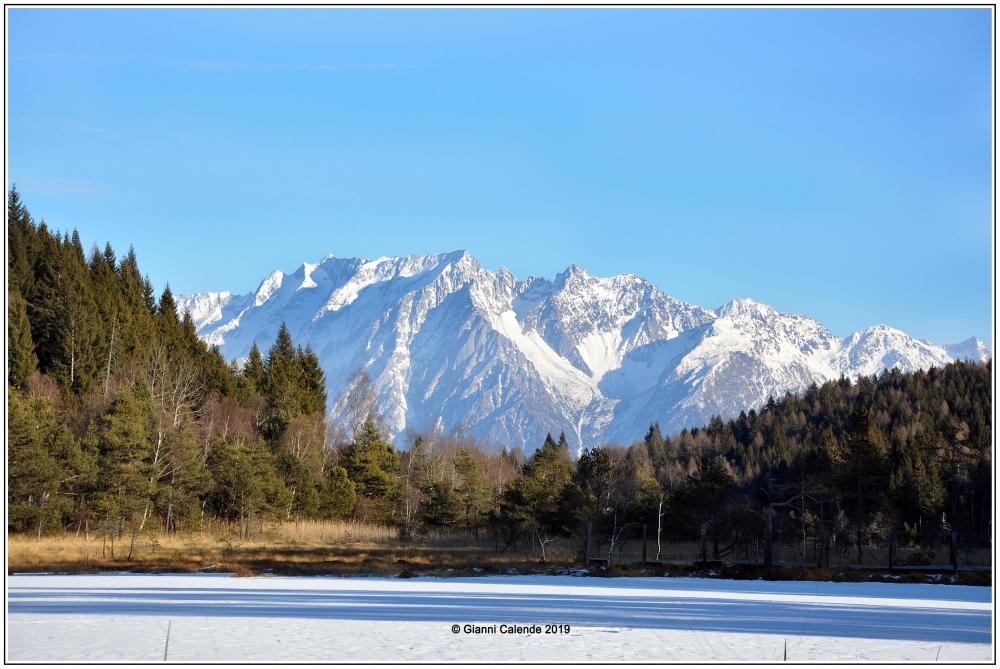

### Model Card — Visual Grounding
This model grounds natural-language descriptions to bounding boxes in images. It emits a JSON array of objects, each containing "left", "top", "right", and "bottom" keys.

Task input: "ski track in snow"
[{"left": 6, "top": 574, "right": 993, "bottom": 662}]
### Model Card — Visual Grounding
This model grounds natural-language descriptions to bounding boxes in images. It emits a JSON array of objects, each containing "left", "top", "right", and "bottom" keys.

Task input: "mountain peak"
[
  {"left": 254, "top": 269, "right": 284, "bottom": 306},
  {"left": 555, "top": 264, "right": 589, "bottom": 283},
  {"left": 944, "top": 337, "right": 993, "bottom": 362},
  {"left": 717, "top": 297, "right": 777, "bottom": 319}
]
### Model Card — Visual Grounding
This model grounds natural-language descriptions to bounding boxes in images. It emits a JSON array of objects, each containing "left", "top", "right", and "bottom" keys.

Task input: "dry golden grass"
[
  {"left": 7, "top": 520, "right": 582, "bottom": 577},
  {"left": 9, "top": 522, "right": 989, "bottom": 584}
]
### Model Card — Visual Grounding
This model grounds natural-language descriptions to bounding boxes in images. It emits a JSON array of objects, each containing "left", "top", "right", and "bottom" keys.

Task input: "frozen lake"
[{"left": 6, "top": 573, "right": 993, "bottom": 662}]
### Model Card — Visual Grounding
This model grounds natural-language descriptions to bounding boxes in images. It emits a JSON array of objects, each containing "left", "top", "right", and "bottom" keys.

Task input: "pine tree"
[
  {"left": 556, "top": 431, "right": 572, "bottom": 463},
  {"left": 239, "top": 341, "right": 266, "bottom": 398},
  {"left": 29, "top": 231, "right": 102, "bottom": 393},
  {"left": 421, "top": 479, "right": 461, "bottom": 527},
  {"left": 202, "top": 345, "right": 237, "bottom": 399},
  {"left": 263, "top": 323, "right": 299, "bottom": 441},
  {"left": 157, "top": 284, "right": 184, "bottom": 353},
  {"left": 319, "top": 466, "right": 356, "bottom": 521},
  {"left": 90, "top": 382, "right": 157, "bottom": 531},
  {"left": 141, "top": 274, "right": 156, "bottom": 314},
  {"left": 7, "top": 390, "right": 92, "bottom": 533},
  {"left": 158, "top": 426, "right": 213, "bottom": 534},
  {"left": 112, "top": 246, "right": 156, "bottom": 374},
  {"left": 276, "top": 446, "right": 320, "bottom": 521},
  {"left": 454, "top": 448, "right": 486, "bottom": 534},
  {"left": 341, "top": 418, "right": 400, "bottom": 521},
  {"left": 207, "top": 436, "right": 291, "bottom": 539},
  {"left": 296, "top": 344, "right": 327, "bottom": 416},
  {"left": 500, "top": 435, "right": 579, "bottom": 560},
  {"left": 7, "top": 185, "right": 35, "bottom": 300},
  {"left": 8, "top": 289, "right": 37, "bottom": 388}
]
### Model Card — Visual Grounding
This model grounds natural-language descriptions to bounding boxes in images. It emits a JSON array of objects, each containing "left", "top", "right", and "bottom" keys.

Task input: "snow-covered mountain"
[{"left": 176, "top": 251, "right": 991, "bottom": 453}]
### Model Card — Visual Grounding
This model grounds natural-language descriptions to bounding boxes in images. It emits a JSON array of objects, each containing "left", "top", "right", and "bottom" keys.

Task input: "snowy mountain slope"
[
  {"left": 943, "top": 337, "right": 993, "bottom": 363},
  {"left": 178, "top": 252, "right": 991, "bottom": 452}
]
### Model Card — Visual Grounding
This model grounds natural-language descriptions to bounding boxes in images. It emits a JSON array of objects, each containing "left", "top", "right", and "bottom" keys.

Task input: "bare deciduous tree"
[{"left": 334, "top": 366, "right": 384, "bottom": 439}]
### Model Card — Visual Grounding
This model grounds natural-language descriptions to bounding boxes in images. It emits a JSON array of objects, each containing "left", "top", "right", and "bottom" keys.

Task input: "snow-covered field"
[{"left": 6, "top": 573, "right": 993, "bottom": 662}]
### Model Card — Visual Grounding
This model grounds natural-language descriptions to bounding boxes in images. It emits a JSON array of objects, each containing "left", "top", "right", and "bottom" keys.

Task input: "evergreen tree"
[
  {"left": 297, "top": 344, "right": 327, "bottom": 415},
  {"left": 201, "top": 345, "right": 237, "bottom": 399},
  {"left": 500, "top": 436, "right": 580, "bottom": 560},
  {"left": 239, "top": 341, "right": 266, "bottom": 398},
  {"left": 275, "top": 445, "right": 321, "bottom": 520},
  {"left": 454, "top": 448, "right": 486, "bottom": 534},
  {"left": 340, "top": 418, "right": 400, "bottom": 521},
  {"left": 7, "top": 185, "right": 35, "bottom": 300},
  {"left": 8, "top": 289, "right": 37, "bottom": 388},
  {"left": 207, "top": 436, "right": 291, "bottom": 539},
  {"left": 319, "top": 466, "right": 356, "bottom": 521},
  {"left": 87, "top": 382, "right": 158, "bottom": 548},
  {"left": 556, "top": 431, "right": 572, "bottom": 463},
  {"left": 156, "top": 284, "right": 184, "bottom": 353},
  {"left": 157, "top": 426, "right": 213, "bottom": 534},
  {"left": 8, "top": 390, "right": 93, "bottom": 533},
  {"left": 672, "top": 455, "right": 736, "bottom": 559},
  {"left": 263, "top": 323, "right": 300, "bottom": 441},
  {"left": 421, "top": 479, "right": 461, "bottom": 527},
  {"left": 575, "top": 445, "right": 616, "bottom": 520}
]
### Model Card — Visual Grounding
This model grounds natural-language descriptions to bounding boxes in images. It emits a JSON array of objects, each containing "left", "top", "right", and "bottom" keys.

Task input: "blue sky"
[{"left": 7, "top": 8, "right": 993, "bottom": 345}]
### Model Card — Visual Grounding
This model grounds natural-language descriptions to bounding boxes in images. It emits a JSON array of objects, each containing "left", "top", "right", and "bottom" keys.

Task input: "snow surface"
[
  {"left": 176, "top": 251, "right": 992, "bottom": 452},
  {"left": 6, "top": 573, "right": 993, "bottom": 662}
]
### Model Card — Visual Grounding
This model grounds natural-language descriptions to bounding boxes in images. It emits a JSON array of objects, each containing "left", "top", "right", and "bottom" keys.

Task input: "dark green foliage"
[
  {"left": 8, "top": 289, "right": 37, "bottom": 387},
  {"left": 157, "top": 426, "right": 213, "bottom": 533},
  {"left": 8, "top": 389, "right": 94, "bottom": 533},
  {"left": 499, "top": 437, "right": 582, "bottom": 558},
  {"left": 454, "top": 448, "right": 487, "bottom": 533},
  {"left": 238, "top": 342, "right": 265, "bottom": 398},
  {"left": 340, "top": 418, "right": 401, "bottom": 521},
  {"left": 638, "top": 361, "right": 993, "bottom": 555},
  {"left": 671, "top": 455, "right": 737, "bottom": 558},
  {"left": 8, "top": 186, "right": 37, "bottom": 302},
  {"left": 207, "top": 436, "right": 291, "bottom": 539},
  {"left": 319, "top": 467, "right": 356, "bottom": 520},
  {"left": 276, "top": 445, "right": 321, "bottom": 520},
  {"left": 421, "top": 479, "right": 461, "bottom": 527},
  {"left": 297, "top": 344, "right": 327, "bottom": 416},
  {"left": 576, "top": 445, "right": 616, "bottom": 519},
  {"left": 261, "top": 324, "right": 328, "bottom": 441},
  {"left": 89, "top": 382, "right": 156, "bottom": 501}
]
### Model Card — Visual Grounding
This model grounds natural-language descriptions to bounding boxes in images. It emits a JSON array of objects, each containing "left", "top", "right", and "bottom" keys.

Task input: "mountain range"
[{"left": 176, "top": 251, "right": 991, "bottom": 453}]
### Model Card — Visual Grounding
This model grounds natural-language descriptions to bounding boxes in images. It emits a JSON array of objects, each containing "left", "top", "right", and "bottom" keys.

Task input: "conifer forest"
[{"left": 7, "top": 187, "right": 993, "bottom": 568}]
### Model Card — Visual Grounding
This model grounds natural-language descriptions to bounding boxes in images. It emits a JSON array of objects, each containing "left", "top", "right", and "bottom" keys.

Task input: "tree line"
[{"left": 7, "top": 187, "right": 992, "bottom": 564}]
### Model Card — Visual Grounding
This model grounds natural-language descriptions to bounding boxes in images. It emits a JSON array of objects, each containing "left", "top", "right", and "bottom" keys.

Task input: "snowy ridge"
[
  {"left": 173, "top": 291, "right": 236, "bottom": 329},
  {"left": 943, "top": 337, "right": 993, "bottom": 363},
  {"left": 177, "top": 252, "right": 991, "bottom": 452}
]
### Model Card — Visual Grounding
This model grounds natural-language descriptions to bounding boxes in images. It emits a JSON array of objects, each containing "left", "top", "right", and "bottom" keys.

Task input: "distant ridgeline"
[{"left": 7, "top": 188, "right": 992, "bottom": 560}]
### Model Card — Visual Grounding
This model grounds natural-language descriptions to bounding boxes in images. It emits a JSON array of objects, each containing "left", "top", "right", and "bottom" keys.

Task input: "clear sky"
[{"left": 7, "top": 8, "right": 993, "bottom": 346}]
